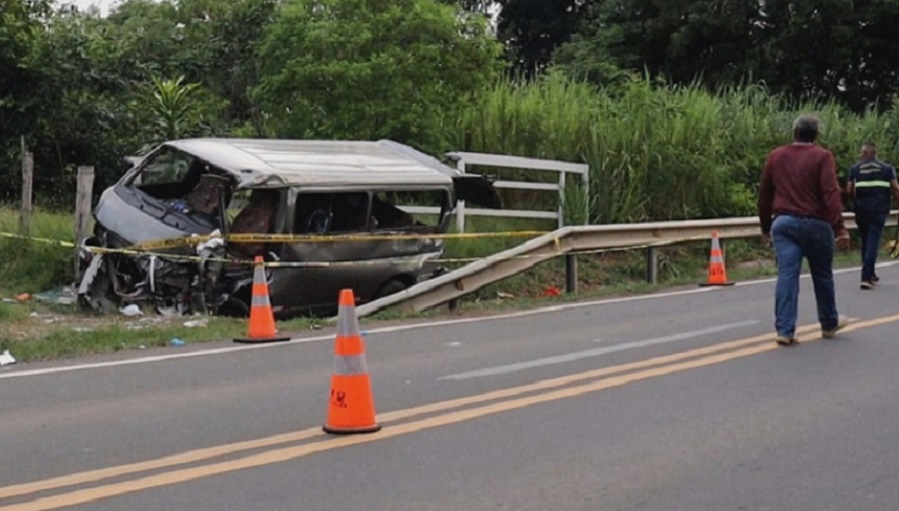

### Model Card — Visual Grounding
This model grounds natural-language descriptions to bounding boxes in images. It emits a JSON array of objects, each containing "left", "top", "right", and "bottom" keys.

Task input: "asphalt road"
[{"left": 2, "top": 260, "right": 899, "bottom": 511}]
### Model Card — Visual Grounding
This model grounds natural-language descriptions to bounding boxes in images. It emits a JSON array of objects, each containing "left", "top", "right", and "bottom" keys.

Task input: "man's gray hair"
[
  {"left": 792, "top": 113, "right": 821, "bottom": 142},
  {"left": 792, "top": 114, "right": 821, "bottom": 133}
]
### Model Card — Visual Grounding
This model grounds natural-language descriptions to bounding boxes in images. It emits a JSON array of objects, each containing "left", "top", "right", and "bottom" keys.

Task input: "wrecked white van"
[{"left": 78, "top": 139, "right": 500, "bottom": 317}]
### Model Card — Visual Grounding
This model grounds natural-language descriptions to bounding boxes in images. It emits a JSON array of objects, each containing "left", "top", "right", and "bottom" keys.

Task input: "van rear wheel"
[
  {"left": 217, "top": 287, "right": 251, "bottom": 318},
  {"left": 373, "top": 278, "right": 409, "bottom": 299}
]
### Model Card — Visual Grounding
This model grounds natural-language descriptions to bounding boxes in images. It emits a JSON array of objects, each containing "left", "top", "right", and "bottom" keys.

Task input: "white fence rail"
[
  {"left": 354, "top": 212, "right": 898, "bottom": 319},
  {"left": 399, "top": 152, "right": 590, "bottom": 231}
]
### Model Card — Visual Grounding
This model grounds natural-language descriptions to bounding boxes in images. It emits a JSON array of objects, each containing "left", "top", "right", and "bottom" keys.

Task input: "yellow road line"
[
  {"left": 0, "top": 322, "right": 804, "bottom": 501},
  {"left": 4, "top": 315, "right": 896, "bottom": 510}
]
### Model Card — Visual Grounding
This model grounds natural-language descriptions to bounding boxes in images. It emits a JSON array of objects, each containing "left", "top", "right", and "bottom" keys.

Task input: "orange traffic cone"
[
  {"left": 323, "top": 289, "right": 381, "bottom": 435},
  {"left": 234, "top": 256, "right": 290, "bottom": 344},
  {"left": 699, "top": 231, "right": 735, "bottom": 287}
]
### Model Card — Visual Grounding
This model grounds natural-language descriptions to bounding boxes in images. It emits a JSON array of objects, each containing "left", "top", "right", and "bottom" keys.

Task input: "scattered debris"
[
  {"left": 15, "top": 293, "right": 31, "bottom": 303},
  {"left": 29, "top": 312, "right": 59, "bottom": 324},
  {"left": 170, "top": 338, "right": 186, "bottom": 347},
  {"left": 0, "top": 350, "right": 16, "bottom": 366},
  {"left": 539, "top": 286, "right": 561, "bottom": 297},
  {"left": 196, "top": 230, "right": 225, "bottom": 257},
  {"left": 33, "top": 287, "right": 76, "bottom": 306},
  {"left": 72, "top": 327, "right": 95, "bottom": 334},
  {"left": 156, "top": 305, "right": 183, "bottom": 317},
  {"left": 183, "top": 318, "right": 209, "bottom": 328},
  {"left": 496, "top": 291, "right": 515, "bottom": 299},
  {"left": 119, "top": 304, "right": 143, "bottom": 317},
  {"left": 1, "top": 298, "right": 16, "bottom": 304}
]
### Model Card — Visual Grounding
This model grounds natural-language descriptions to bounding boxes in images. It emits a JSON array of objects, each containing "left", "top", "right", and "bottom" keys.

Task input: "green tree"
[
  {"left": 144, "top": 76, "right": 208, "bottom": 144},
  {"left": 495, "top": 0, "right": 596, "bottom": 76},
  {"left": 109, "top": 0, "right": 278, "bottom": 131},
  {"left": 757, "top": 0, "right": 899, "bottom": 110},
  {"left": 254, "top": 0, "right": 504, "bottom": 152},
  {"left": 1, "top": 0, "right": 254, "bottom": 204},
  {"left": 0, "top": 0, "right": 52, "bottom": 201},
  {"left": 559, "top": 0, "right": 899, "bottom": 111}
]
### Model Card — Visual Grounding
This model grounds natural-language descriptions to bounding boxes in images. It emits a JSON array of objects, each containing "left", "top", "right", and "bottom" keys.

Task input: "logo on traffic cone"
[
  {"left": 699, "top": 231, "right": 735, "bottom": 287},
  {"left": 234, "top": 256, "right": 290, "bottom": 344},
  {"left": 323, "top": 289, "right": 381, "bottom": 435}
]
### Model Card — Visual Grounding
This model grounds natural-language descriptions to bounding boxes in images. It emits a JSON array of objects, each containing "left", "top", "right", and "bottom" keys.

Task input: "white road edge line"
[
  {"left": 439, "top": 320, "right": 760, "bottom": 380},
  {"left": 2, "top": 261, "right": 896, "bottom": 380}
]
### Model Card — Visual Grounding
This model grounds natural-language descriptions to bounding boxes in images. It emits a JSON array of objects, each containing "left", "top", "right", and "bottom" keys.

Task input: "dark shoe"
[
  {"left": 861, "top": 281, "right": 875, "bottom": 290},
  {"left": 776, "top": 335, "right": 797, "bottom": 346},
  {"left": 872, "top": 275, "right": 880, "bottom": 283},
  {"left": 822, "top": 316, "right": 849, "bottom": 339}
]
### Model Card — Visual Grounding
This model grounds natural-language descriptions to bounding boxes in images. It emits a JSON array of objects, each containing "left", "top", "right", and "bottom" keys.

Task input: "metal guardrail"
[{"left": 354, "top": 211, "right": 898, "bottom": 318}]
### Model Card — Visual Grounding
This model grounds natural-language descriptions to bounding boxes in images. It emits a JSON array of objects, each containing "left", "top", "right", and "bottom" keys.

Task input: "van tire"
[
  {"left": 373, "top": 278, "right": 409, "bottom": 299},
  {"left": 217, "top": 288, "right": 251, "bottom": 318}
]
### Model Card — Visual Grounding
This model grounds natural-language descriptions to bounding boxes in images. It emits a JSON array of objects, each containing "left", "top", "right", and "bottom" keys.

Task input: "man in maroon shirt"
[{"left": 758, "top": 114, "right": 849, "bottom": 346}]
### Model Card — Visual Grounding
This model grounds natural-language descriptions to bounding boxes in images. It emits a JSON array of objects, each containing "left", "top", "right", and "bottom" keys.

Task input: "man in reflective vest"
[{"left": 847, "top": 142, "right": 899, "bottom": 289}]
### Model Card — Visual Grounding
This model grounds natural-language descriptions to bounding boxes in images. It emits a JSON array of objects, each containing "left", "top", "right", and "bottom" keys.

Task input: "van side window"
[
  {"left": 294, "top": 192, "right": 370, "bottom": 234},
  {"left": 372, "top": 190, "right": 448, "bottom": 231},
  {"left": 229, "top": 189, "right": 280, "bottom": 257}
]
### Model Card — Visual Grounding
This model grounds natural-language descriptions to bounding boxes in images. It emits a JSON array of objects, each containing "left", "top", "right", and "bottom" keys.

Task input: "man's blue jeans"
[
  {"left": 771, "top": 215, "right": 840, "bottom": 338},
  {"left": 855, "top": 210, "right": 887, "bottom": 283}
]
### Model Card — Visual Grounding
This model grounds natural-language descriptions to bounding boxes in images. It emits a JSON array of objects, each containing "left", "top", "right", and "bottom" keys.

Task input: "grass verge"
[{"left": 0, "top": 306, "right": 321, "bottom": 363}]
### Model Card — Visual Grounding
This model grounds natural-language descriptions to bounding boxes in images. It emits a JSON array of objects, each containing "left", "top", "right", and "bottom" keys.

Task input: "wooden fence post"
[
  {"left": 74, "top": 166, "right": 95, "bottom": 278},
  {"left": 19, "top": 138, "right": 34, "bottom": 236}
]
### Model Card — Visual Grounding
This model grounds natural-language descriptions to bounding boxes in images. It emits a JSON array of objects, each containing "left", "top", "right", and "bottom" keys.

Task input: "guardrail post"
[
  {"left": 646, "top": 247, "right": 658, "bottom": 284},
  {"left": 565, "top": 255, "right": 578, "bottom": 294}
]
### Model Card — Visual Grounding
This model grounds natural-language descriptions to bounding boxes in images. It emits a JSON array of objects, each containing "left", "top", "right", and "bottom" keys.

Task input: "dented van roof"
[{"left": 164, "top": 138, "right": 462, "bottom": 189}]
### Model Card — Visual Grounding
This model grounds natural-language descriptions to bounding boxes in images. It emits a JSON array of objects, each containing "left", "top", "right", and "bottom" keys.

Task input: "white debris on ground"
[
  {"left": 0, "top": 350, "right": 16, "bottom": 367},
  {"left": 183, "top": 318, "right": 209, "bottom": 328},
  {"left": 119, "top": 304, "right": 143, "bottom": 317}
]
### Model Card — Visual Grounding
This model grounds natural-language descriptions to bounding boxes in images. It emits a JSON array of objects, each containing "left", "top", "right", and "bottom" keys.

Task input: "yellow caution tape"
[
  {"left": 131, "top": 230, "right": 549, "bottom": 251},
  {"left": 1, "top": 229, "right": 547, "bottom": 252},
  {"left": 0, "top": 231, "right": 76, "bottom": 248},
  {"left": 83, "top": 245, "right": 439, "bottom": 269},
  {"left": 2, "top": 229, "right": 728, "bottom": 268}
]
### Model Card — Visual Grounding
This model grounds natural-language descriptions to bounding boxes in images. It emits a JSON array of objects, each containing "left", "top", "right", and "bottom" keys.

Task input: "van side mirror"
[{"left": 122, "top": 156, "right": 142, "bottom": 173}]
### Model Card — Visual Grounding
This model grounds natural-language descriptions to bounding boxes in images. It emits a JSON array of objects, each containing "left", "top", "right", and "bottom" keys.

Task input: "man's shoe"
[
  {"left": 776, "top": 335, "right": 797, "bottom": 346},
  {"left": 861, "top": 281, "right": 875, "bottom": 290},
  {"left": 822, "top": 316, "right": 850, "bottom": 339},
  {"left": 872, "top": 275, "right": 880, "bottom": 283}
]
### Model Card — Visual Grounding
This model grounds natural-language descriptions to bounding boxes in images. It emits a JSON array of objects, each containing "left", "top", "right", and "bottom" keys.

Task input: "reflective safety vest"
[{"left": 850, "top": 159, "right": 896, "bottom": 214}]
